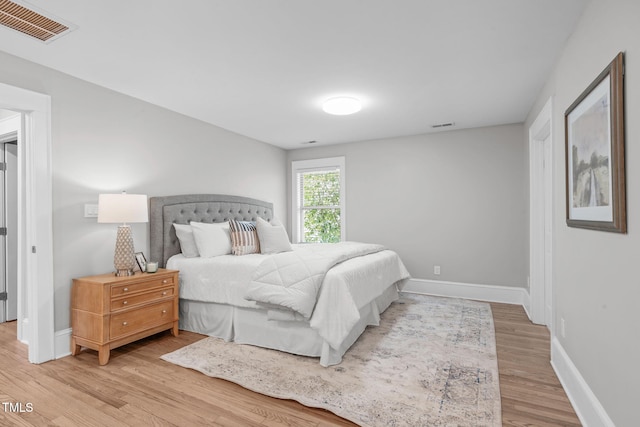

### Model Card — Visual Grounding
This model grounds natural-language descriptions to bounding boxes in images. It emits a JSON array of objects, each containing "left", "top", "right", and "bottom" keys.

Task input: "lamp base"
[
  {"left": 113, "top": 225, "right": 136, "bottom": 277},
  {"left": 115, "top": 268, "right": 135, "bottom": 277}
]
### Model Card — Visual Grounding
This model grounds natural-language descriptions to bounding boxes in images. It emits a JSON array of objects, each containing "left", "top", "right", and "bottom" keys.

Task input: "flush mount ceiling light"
[{"left": 322, "top": 97, "right": 362, "bottom": 115}]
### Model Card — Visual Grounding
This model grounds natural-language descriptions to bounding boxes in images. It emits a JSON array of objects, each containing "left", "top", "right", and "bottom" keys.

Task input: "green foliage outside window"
[
  {"left": 303, "top": 209, "right": 341, "bottom": 243},
  {"left": 300, "top": 170, "right": 341, "bottom": 243}
]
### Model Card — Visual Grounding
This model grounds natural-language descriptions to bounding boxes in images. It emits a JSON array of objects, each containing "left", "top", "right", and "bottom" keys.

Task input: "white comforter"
[
  {"left": 167, "top": 244, "right": 410, "bottom": 350},
  {"left": 244, "top": 242, "right": 385, "bottom": 319},
  {"left": 167, "top": 253, "right": 265, "bottom": 308}
]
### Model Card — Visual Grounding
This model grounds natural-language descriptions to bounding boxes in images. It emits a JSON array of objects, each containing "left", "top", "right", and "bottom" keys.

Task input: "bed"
[{"left": 150, "top": 194, "right": 410, "bottom": 366}]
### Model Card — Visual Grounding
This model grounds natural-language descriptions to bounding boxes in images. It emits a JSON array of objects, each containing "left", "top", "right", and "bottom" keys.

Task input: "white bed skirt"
[{"left": 179, "top": 283, "right": 400, "bottom": 366}]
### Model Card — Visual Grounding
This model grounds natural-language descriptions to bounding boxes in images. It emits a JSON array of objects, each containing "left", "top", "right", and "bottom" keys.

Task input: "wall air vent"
[
  {"left": 0, "top": 0, "right": 73, "bottom": 43},
  {"left": 431, "top": 122, "right": 456, "bottom": 129}
]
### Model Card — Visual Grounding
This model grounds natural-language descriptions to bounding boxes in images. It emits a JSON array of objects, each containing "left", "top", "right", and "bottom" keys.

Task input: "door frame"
[
  {"left": 0, "top": 82, "right": 54, "bottom": 363},
  {"left": 529, "top": 97, "right": 553, "bottom": 327}
]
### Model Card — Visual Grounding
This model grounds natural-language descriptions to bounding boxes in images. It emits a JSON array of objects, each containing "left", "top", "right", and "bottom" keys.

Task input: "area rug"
[{"left": 161, "top": 293, "right": 501, "bottom": 426}]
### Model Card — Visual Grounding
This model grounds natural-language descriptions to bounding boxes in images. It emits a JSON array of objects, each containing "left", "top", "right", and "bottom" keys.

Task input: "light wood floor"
[{"left": 0, "top": 302, "right": 581, "bottom": 426}]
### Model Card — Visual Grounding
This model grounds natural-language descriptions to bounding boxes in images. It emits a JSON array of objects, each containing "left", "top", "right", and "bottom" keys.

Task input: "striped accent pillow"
[{"left": 228, "top": 220, "right": 260, "bottom": 255}]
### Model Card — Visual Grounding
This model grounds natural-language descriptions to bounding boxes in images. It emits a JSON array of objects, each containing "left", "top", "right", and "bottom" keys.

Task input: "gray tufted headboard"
[{"left": 149, "top": 194, "right": 273, "bottom": 267}]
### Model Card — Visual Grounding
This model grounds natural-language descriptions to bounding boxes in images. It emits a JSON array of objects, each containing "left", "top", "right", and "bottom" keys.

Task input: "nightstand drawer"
[
  {"left": 110, "top": 300, "right": 174, "bottom": 340},
  {"left": 110, "top": 275, "right": 175, "bottom": 297},
  {"left": 110, "top": 286, "right": 174, "bottom": 311}
]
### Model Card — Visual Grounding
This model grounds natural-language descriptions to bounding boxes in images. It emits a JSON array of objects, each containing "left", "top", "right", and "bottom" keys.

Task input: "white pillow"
[
  {"left": 190, "top": 221, "right": 232, "bottom": 257},
  {"left": 256, "top": 217, "right": 293, "bottom": 254},
  {"left": 173, "top": 223, "right": 199, "bottom": 258}
]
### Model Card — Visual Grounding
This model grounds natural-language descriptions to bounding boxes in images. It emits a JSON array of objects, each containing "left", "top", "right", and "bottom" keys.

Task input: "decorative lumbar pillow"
[
  {"left": 228, "top": 219, "right": 260, "bottom": 255},
  {"left": 256, "top": 217, "right": 293, "bottom": 254},
  {"left": 190, "top": 221, "right": 231, "bottom": 257},
  {"left": 173, "top": 223, "right": 199, "bottom": 258}
]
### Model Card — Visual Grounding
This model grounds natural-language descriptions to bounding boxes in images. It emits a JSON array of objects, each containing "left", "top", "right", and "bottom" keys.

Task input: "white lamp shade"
[{"left": 98, "top": 193, "right": 148, "bottom": 224}]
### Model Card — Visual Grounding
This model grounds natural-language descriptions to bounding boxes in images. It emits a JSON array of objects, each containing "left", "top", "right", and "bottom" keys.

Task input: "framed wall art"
[{"left": 565, "top": 52, "right": 626, "bottom": 233}]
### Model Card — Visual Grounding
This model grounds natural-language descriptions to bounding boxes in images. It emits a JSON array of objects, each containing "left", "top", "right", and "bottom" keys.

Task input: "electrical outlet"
[
  {"left": 434, "top": 265, "right": 441, "bottom": 275},
  {"left": 560, "top": 318, "right": 566, "bottom": 338}
]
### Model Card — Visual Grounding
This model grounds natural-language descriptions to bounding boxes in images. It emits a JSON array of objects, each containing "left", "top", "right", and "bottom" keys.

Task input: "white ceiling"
[
  {"left": 0, "top": 109, "right": 19, "bottom": 120},
  {"left": 0, "top": 0, "right": 589, "bottom": 149}
]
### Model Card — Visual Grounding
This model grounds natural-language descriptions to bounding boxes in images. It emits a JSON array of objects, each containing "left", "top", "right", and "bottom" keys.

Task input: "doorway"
[
  {"left": 0, "top": 82, "right": 55, "bottom": 364},
  {"left": 529, "top": 97, "right": 553, "bottom": 328},
  {"left": 0, "top": 127, "right": 18, "bottom": 323}
]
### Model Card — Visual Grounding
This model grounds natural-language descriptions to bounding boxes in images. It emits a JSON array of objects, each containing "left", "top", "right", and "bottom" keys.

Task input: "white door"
[
  {"left": 0, "top": 142, "right": 4, "bottom": 323},
  {"left": 6, "top": 141, "right": 18, "bottom": 321},
  {"left": 1, "top": 139, "right": 18, "bottom": 322}
]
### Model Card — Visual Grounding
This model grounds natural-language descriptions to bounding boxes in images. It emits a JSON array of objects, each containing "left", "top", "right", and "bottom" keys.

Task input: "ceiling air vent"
[
  {"left": 431, "top": 122, "right": 456, "bottom": 129},
  {"left": 0, "top": 0, "right": 72, "bottom": 43}
]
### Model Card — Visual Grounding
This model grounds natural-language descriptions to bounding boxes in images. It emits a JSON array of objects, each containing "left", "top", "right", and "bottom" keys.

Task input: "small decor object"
[
  {"left": 98, "top": 192, "right": 149, "bottom": 276},
  {"left": 135, "top": 252, "right": 147, "bottom": 272},
  {"left": 565, "top": 52, "right": 626, "bottom": 233},
  {"left": 146, "top": 261, "right": 158, "bottom": 273}
]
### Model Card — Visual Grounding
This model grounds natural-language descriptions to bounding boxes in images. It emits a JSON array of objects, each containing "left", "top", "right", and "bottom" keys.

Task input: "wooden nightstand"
[{"left": 71, "top": 268, "right": 179, "bottom": 365}]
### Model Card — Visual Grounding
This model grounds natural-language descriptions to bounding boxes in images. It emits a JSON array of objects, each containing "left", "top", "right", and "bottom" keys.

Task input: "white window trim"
[{"left": 291, "top": 157, "right": 346, "bottom": 243}]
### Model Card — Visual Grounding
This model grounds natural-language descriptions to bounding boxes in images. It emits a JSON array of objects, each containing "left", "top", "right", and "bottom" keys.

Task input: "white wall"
[
  {"left": 525, "top": 0, "right": 640, "bottom": 424},
  {"left": 0, "top": 50, "right": 287, "bottom": 332},
  {"left": 288, "top": 124, "right": 528, "bottom": 288}
]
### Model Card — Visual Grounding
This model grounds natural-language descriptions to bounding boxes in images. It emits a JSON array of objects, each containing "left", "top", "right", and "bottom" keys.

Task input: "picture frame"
[
  {"left": 565, "top": 52, "right": 626, "bottom": 233},
  {"left": 135, "top": 252, "right": 147, "bottom": 272}
]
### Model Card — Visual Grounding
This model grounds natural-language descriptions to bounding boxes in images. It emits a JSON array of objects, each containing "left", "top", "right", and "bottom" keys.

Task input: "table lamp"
[{"left": 98, "top": 192, "right": 148, "bottom": 276}]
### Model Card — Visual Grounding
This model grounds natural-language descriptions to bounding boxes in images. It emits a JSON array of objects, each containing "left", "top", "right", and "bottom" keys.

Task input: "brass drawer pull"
[
  {"left": 162, "top": 291, "right": 167, "bottom": 296},
  {"left": 162, "top": 310, "right": 167, "bottom": 314},
  {"left": 123, "top": 287, "right": 129, "bottom": 292},
  {"left": 162, "top": 280, "right": 168, "bottom": 284},
  {"left": 122, "top": 321, "right": 128, "bottom": 326},
  {"left": 122, "top": 301, "right": 128, "bottom": 305}
]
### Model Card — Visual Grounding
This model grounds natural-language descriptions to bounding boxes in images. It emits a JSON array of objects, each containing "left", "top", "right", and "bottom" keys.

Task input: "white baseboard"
[
  {"left": 55, "top": 328, "right": 72, "bottom": 359},
  {"left": 551, "top": 337, "right": 615, "bottom": 427},
  {"left": 403, "top": 278, "right": 529, "bottom": 306},
  {"left": 521, "top": 290, "right": 532, "bottom": 320},
  {"left": 19, "top": 317, "right": 29, "bottom": 345}
]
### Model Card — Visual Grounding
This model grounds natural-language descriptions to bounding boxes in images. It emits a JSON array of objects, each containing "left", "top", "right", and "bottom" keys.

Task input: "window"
[{"left": 291, "top": 157, "right": 345, "bottom": 243}]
